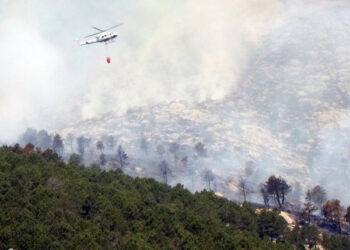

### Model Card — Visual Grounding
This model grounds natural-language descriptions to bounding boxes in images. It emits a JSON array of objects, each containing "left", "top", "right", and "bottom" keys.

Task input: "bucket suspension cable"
[{"left": 105, "top": 43, "right": 111, "bottom": 64}]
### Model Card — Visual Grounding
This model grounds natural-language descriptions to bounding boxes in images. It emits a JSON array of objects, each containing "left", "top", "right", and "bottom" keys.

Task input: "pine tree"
[{"left": 264, "top": 175, "right": 291, "bottom": 209}]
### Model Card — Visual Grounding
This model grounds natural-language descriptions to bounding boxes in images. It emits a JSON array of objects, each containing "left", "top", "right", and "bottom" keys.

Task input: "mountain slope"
[
  {"left": 61, "top": 3, "right": 350, "bottom": 204},
  {"left": 0, "top": 146, "right": 295, "bottom": 250}
]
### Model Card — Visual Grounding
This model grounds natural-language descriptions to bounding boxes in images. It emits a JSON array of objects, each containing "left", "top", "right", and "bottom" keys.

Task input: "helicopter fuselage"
[{"left": 81, "top": 32, "right": 118, "bottom": 45}]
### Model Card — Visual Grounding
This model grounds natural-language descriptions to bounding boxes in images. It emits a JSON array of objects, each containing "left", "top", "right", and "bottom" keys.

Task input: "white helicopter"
[{"left": 80, "top": 23, "right": 123, "bottom": 63}]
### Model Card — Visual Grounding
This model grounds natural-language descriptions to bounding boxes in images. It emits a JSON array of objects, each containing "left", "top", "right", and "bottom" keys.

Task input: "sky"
[
  {"left": 0, "top": 0, "right": 285, "bottom": 143},
  {"left": 0, "top": 0, "right": 348, "bottom": 144}
]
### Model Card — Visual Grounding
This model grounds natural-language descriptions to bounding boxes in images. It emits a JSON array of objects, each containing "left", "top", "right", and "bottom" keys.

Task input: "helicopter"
[{"left": 80, "top": 23, "right": 123, "bottom": 63}]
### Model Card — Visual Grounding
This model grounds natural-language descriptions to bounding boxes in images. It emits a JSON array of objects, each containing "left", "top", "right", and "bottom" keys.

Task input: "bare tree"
[
  {"left": 280, "top": 178, "right": 291, "bottom": 207},
  {"left": 52, "top": 134, "right": 64, "bottom": 156},
  {"left": 194, "top": 142, "right": 207, "bottom": 157},
  {"left": 65, "top": 133, "right": 74, "bottom": 153},
  {"left": 19, "top": 128, "right": 38, "bottom": 146},
  {"left": 117, "top": 145, "right": 128, "bottom": 170},
  {"left": 260, "top": 185, "right": 270, "bottom": 209},
  {"left": 307, "top": 185, "right": 327, "bottom": 211},
  {"left": 77, "top": 136, "right": 88, "bottom": 157},
  {"left": 169, "top": 142, "right": 179, "bottom": 163},
  {"left": 181, "top": 156, "right": 188, "bottom": 168},
  {"left": 203, "top": 170, "right": 215, "bottom": 191},
  {"left": 159, "top": 160, "right": 171, "bottom": 184},
  {"left": 239, "top": 178, "right": 253, "bottom": 202},
  {"left": 96, "top": 140, "right": 104, "bottom": 154},
  {"left": 99, "top": 153, "right": 107, "bottom": 166},
  {"left": 301, "top": 201, "right": 317, "bottom": 224},
  {"left": 37, "top": 130, "right": 52, "bottom": 150}
]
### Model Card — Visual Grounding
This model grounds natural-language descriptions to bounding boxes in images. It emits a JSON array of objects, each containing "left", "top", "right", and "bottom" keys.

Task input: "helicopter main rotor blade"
[
  {"left": 83, "top": 23, "right": 123, "bottom": 38},
  {"left": 93, "top": 27, "right": 104, "bottom": 32},
  {"left": 103, "top": 23, "right": 123, "bottom": 32},
  {"left": 84, "top": 31, "right": 102, "bottom": 38}
]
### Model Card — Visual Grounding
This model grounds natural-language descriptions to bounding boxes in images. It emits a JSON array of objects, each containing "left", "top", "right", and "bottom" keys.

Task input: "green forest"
[{"left": 1, "top": 145, "right": 349, "bottom": 249}]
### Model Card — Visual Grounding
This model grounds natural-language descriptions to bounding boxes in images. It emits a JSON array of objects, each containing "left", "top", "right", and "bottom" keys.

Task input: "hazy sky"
[
  {"left": 0, "top": 0, "right": 287, "bottom": 142},
  {"left": 0, "top": 0, "right": 344, "bottom": 143}
]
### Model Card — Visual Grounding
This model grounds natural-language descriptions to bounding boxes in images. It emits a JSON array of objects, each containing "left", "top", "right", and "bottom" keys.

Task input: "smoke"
[
  {"left": 80, "top": 0, "right": 285, "bottom": 118},
  {"left": 238, "top": 0, "right": 350, "bottom": 204},
  {"left": 0, "top": 0, "right": 283, "bottom": 142},
  {"left": 2, "top": 0, "right": 350, "bottom": 205},
  {"left": 0, "top": 19, "right": 65, "bottom": 140}
]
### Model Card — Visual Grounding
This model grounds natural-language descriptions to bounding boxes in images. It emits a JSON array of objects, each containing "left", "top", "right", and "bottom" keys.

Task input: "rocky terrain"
[{"left": 61, "top": 2, "right": 350, "bottom": 204}]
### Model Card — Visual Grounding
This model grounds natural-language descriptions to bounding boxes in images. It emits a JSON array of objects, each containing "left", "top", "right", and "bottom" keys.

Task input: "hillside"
[
  {"left": 0, "top": 145, "right": 290, "bottom": 249},
  {"left": 60, "top": 3, "right": 350, "bottom": 204},
  {"left": 4, "top": 145, "right": 350, "bottom": 249}
]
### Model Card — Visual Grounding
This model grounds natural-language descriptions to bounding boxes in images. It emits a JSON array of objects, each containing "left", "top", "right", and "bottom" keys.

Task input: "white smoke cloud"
[
  {"left": 0, "top": 16, "right": 66, "bottom": 141},
  {"left": 81, "top": 0, "right": 285, "bottom": 118},
  {"left": 0, "top": 0, "right": 284, "bottom": 142}
]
